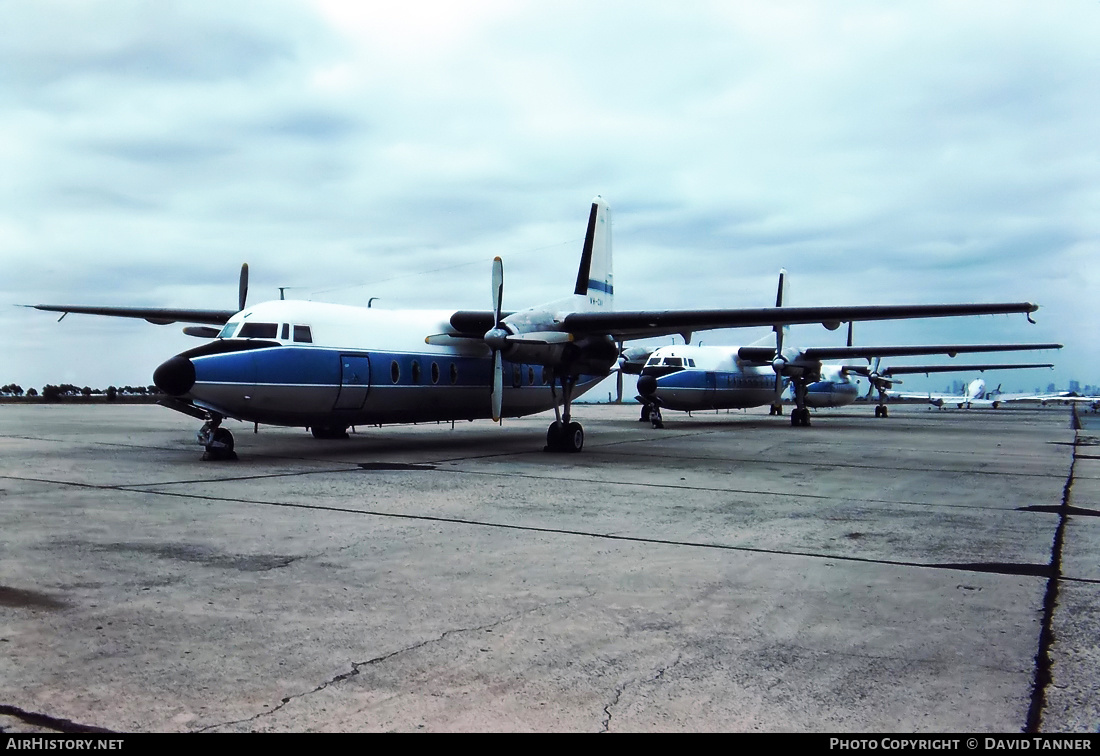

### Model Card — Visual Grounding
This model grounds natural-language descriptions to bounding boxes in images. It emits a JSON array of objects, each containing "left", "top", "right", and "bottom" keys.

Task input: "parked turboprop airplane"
[
  {"left": 629, "top": 271, "right": 1060, "bottom": 427},
  {"left": 632, "top": 343, "right": 1061, "bottom": 426},
  {"left": 30, "top": 198, "right": 1046, "bottom": 459}
]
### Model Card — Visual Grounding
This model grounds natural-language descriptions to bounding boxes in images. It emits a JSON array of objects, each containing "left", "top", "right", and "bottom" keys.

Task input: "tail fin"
[{"left": 573, "top": 196, "right": 613, "bottom": 309}]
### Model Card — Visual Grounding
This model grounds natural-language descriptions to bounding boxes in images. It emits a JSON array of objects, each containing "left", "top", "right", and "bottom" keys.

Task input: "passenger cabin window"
[
  {"left": 238, "top": 322, "right": 278, "bottom": 339},
  {"left": 293, "top": 325, "right": 313, "bottom": 343}
]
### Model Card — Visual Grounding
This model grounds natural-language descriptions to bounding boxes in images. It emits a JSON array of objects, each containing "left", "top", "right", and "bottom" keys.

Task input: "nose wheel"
[{"left": 198, "top": 418, "right": 237, "bottom": 461}]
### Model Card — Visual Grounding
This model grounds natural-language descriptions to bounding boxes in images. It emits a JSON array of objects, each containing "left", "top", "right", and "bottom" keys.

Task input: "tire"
[
  {"left": 564, "top": 422, "right": 584, "bottom": 453},
  {"left": 545, "top": 421, "right": 564, "bottom": 451}
]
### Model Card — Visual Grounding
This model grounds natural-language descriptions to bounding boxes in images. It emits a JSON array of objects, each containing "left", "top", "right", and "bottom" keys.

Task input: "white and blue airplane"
[
  {"left": 629, "top": 271, "right": 1060, "bottom": 426},
  {"left": 30, "top": 198, "right": 1046, "bottom": 459},
  {"left": 631, "top": 344, "right": 1061, "bottom": 425}
]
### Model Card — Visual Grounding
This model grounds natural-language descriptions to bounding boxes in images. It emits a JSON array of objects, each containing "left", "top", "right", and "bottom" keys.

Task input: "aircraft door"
[{"left": 334, "top": 355, "right": 371, "bottom": 410}]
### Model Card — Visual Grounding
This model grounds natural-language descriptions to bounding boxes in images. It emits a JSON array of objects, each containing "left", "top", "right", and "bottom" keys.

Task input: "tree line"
[{"left": 0, "top": 384, "right": 162, "bottom": 400}]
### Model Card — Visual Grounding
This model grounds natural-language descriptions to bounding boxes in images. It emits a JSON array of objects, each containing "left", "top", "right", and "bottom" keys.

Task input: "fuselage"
[
  {"left": 638, "top": 345, "right": 864, "bottom": 413},
  {"left": 153, "top": 299, "right": 603, "bottom": 427},
  {"left": 636, "top": 345, "right": 778, "bottom": 411},
  {"left": 803, "top": 364, "right": 861, "bottom": 408}
]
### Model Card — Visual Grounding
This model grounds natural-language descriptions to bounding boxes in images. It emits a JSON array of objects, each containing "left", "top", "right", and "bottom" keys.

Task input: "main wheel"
[
  {"left": 311, "top": 424, "right": 349, "bottom": 439},
  {"left": 545, "top": 421, "right": 564, "bottom": 451},
  {"left": 564, "top": 421, "right": 584, "bottom": 453}
]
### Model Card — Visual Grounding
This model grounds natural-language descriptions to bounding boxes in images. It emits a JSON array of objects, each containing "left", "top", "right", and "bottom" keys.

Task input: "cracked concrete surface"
[{"left": 1, "top": 403, "right": 1096, "bottom": 732}]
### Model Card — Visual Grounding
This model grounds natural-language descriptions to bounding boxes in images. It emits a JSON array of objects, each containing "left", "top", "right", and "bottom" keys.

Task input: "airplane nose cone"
[
  {"left": 637, "top": 375, "right": 657, "bottom": 397},
  {"left": 153, "top": 355, "right": 195, "bottom": 396}
]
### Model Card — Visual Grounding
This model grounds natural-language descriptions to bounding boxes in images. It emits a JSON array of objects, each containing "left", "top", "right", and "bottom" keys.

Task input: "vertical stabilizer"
[{"left": 573, "top": 196, "right": 613, "bottom": 309}]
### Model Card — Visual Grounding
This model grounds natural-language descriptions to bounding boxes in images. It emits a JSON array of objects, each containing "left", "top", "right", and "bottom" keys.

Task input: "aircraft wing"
[
  {"left": 738, "top": 341, "right": 1062, "bottom": 363},
  {"left": 26, "top": 304, "right": 237, "bottom": 326},
  {"left": 875, "top": 362, "right": 1054, "bottom": 377},
  {"left": 990, "top": 391, "right": 1073, "bottom": 403},
  {"left": 557, "top": 303, "right": 1039, "bottom": 343}
]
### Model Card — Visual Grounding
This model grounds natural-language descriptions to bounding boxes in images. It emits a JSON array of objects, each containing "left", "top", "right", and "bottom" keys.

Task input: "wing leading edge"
[
  {"left": 560, "top": 302, "right": 1039, "bottom": 343},
  {"left": 27, "top": 304, "right": 236, "bottom": 326}
]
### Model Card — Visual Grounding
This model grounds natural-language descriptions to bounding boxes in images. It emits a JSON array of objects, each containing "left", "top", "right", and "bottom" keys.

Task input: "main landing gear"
[
  {"left": 788, "top": 380, "right": 812, "bottom": 427},
  {"left": 310, "top": 424, "right": 349, "bottom": 439},
  {"left": 545, "top": 373, "right": 585, "bottom": 452},
  {"left": 198, "top": 416, "right": 237, "bottom": 461},
  {"left": 873, "top": 389, "right": 890, "bottom": 418}
]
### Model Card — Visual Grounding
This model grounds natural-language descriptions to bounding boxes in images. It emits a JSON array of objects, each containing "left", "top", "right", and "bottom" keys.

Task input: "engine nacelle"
[{"left": 500, "top": 332, "right": 619, "bottom": 376}]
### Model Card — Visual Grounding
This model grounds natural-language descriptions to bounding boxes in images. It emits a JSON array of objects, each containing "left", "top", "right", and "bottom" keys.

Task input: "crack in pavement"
[
  {"left": 1025, "top": 429, "right": 1077, "bottom": 733},
  {"left": 192, "top": 592, "right": 593, "bottom": 732},
  {"left": 600, "top": 652, "right": 684, "bottom": 733}
]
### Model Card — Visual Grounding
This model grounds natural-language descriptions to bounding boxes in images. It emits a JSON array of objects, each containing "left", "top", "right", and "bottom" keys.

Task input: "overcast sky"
[{"left": 2, "top": 0, "right": 1096, "bottom": 396}]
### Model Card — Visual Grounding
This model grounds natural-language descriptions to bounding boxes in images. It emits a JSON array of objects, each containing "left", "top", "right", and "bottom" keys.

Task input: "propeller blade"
[
  {"left": 489, "top": 257, "right": 504, "bottom": 421},
  {"left": 616, "top": 340, "right": 624, "bottom": 402},
  {"left": 492, "top": 350, "right": 503, "bottom": 422},
  {"left": 491, "top": 257, "right": 504, "bottom": 326},
  {"left": 773, "top": 320, "right": 785, "bottom": 402},
  {"left": 238, "top": 263, "right": 249, "bottom": 312}
]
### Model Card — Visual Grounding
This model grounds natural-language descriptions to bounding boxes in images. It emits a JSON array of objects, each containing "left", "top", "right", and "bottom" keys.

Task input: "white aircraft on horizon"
[
  {"left": 887, "top": 373, "right": 1070, "bottom": 410},
  {"left": 29, "top": 198, "right": 1048, "bottom": 459}
]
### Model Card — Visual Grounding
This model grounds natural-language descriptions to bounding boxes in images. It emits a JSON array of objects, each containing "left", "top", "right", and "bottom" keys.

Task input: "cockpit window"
[
  {"left": 238, "top": 322, "right": 278, "bottom": 339},
  {"left": 645, "top": 357, "right": 661, "bottom": 367},
  {"left": 661, "top": 357, "right": 684, "bottom": 367},
  {"left": 217, "top": 322, "right": 239, "bottom": 338},
  {"left": 280, "top": 324, "right": 290, "bottom": 340},
  {"left": 293, "top": 325, "right": 313, "bottom": 343}
]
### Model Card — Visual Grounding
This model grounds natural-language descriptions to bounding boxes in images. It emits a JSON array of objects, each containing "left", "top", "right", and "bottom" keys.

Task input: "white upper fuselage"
[
  {"left": 639, "top": 344, "right": 862, "bottom": 412},
  {"left": 171, "top": 299, "right": 603, "bottom": 427},
  {"left": 639, "top": 345, "right": 777, "bottom": 411}
]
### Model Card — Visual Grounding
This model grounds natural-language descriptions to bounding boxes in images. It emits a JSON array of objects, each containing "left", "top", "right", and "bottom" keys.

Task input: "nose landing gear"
[{"left": 198, "top": 417, "right": 237, "bottom": 461}]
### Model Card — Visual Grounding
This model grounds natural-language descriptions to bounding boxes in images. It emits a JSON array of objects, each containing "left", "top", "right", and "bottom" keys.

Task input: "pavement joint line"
[
  {"left": 0, "top": 473, "right": 1062, "bottom": 580},
  {"left": 1, "top": 467, "right": 1059, "bottom": 515},
  {"left": 4, "top": 430, "right": 1067, "bottom": 480}
]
